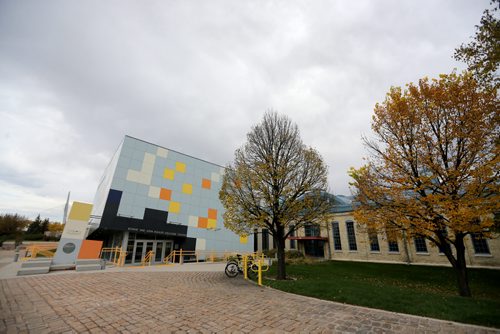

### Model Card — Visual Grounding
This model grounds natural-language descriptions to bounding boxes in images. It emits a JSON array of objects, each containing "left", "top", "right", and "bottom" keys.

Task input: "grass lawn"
[{"left": 262, "top": 260, "right": 500, "bottom": 328}]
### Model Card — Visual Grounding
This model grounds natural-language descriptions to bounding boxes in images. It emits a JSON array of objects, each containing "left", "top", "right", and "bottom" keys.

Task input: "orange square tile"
[
  {"left": 202, "top": 178, "right": 211, "bottom": 189},
  {"left": 208, "top": 209, "right": 217, "bottom": 219},
  {"left": 78, "top": 240, "right": 103, "bottom": 259},
  {"left": 159, "top": 188, "right": 172, "bottom": 201},
  {"left": 198, "top": 217, "right": 208, "bottom": 228}
]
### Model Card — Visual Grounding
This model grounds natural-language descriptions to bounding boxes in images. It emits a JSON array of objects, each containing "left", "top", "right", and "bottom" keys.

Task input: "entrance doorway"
[
  {"left": 304, "top": 240, "right": 325, "bottom": 257},
  {"left": 128, "top": 240, "right": 173, "bottom": 264}
]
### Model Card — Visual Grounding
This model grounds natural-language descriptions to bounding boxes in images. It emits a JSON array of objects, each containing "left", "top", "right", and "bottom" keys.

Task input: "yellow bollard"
[
  {"left": 258, "top": 259, "right": 262, "bottom": 286},
  {"left": 243, "top": 255, "right": 248, "bottom": 279}
]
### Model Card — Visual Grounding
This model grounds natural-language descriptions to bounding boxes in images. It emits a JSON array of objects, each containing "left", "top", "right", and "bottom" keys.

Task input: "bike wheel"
[
  {"left": 225, "top": 262, "right": 239, "bottom": 278},
  {"left": 247, "top": 264, "right": 258, "bottom": 280}
]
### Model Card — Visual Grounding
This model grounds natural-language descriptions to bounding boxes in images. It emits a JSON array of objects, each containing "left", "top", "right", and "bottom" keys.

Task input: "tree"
[
  {"left": 349, "top": 72, "right": 499, "bottom": 297},
  {"left": 220, "top": 112, "right": 331, "bottom": 280},
  {"left": 26, "top": 214, "right": 43, "bottom": 234},
  {"left": 0, "top": 213, "right": 29, "bottom": 236},
  {"left": 41, "top": 218, "right": 50, "bottom": 234},
  {"left": 48, "top": 222, "right": 64, "bottom": 233},
  {"left": 454, "top": 0, "right": 499, "bottom": 86}
]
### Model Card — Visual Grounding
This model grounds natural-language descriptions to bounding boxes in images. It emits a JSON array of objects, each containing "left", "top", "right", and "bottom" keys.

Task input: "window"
[
  {"left": 262, "top": 229, "right": 269, "bottom": 251},
  {"left": 414, "top": 236, "right": 428, "bottom": 253},
  {"left": 386, "top": 229, "right": 399, "bottom": 252},
  {"left": 471, "top": 233, "right": 490, "bottom": 255},
  {"left": 332, "top": 222, "right": 342, "bottom": 251},
  {"left": 368, "top": 229, "right": 380, "bottom": 252},
  {"left": 253, "top": 229, "right": 258, "bottom": 252},
  {"left": 346, "top": 221, "right": 357, "bottom": 251},
  {"left": 289, "top": 226, "right": 296, "bottom": 249},
  {"left": 388, "top": 240, "right": 399, "bottom": 252},
  {"left": 305, "top": 224, "right": 320, "bottom": 237}
]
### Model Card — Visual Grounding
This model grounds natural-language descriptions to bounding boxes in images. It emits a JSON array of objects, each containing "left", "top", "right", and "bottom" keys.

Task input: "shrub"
[
  {"left": 23, "top": 234, "right": 45, "bottom": 241},
  {"left": 286, "top": 257, "right": 317, "bottom": 265},
  {"left": 263, "top": 249, "right": 277, "bottom": 258},
  {"left": 285, "top": 250, "right": 304, "bottom": 259}
]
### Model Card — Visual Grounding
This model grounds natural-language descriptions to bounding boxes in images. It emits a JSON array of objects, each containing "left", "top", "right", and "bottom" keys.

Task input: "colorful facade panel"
[{"left": 92, "top": 136, "right": 252, "bottom": 252}]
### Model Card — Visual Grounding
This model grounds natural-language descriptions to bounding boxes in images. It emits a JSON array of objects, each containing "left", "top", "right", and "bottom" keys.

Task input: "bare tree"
[{"left": 220, "top": 111, "right": 330, "bottom": 280}]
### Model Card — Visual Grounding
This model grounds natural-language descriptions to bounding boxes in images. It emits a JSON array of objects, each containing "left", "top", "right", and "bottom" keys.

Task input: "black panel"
[
  {"left": 180, "top": 237, "right": 196, "bottom": 251},
  {"left": 144, "top": 208, "right": 169, "bottom": 225},
  {"left": 100, "top": 189, "right": 122, "bottom": 228},
  {"left": 99, "top": 188, "right": 187, "bottom": 237},
  {"left": 119, "top": 216, "right": 187, "bottom": 237}
]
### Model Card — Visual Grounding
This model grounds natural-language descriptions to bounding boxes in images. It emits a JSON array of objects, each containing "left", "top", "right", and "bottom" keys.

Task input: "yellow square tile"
[
  {"left": 68, "top": 202, "right": 93, "bottom": 221},
  {"left": 175, "top": 162, "right": 186, "bottom": 173},
  {"left": 182, "top": 183, "right": 193, "bottom": 194},
  {"left": 239, "top": 235, "right": 248, "bottom": 244},
  {"left": 169, "top": 201, "right": 181, "bottom": 214},
  {"left": 207, "top": 219, "right": 216, "bottom": 229},
  {"left": 163, "top": 168, "right": 175, "bottom": 180}
]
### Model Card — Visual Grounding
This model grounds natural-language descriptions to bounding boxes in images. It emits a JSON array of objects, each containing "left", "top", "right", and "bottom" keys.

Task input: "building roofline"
[{"left": 125, "top": 134, "right": 226, "bottom": 169}]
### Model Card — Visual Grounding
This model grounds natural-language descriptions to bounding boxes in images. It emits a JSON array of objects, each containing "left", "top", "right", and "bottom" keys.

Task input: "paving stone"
[{"left": 0, "top": 271, "right": 498, "bottom": 333}]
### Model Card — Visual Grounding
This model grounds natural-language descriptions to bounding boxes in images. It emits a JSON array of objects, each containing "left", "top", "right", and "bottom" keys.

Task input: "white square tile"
[
  {"left": 188, "top": 216, "right": 198, "bottom": 227},
  {"left": 156, "top": 147, "right": 168, "bottom": 158},
  {"left": 148, "top": 186, "right": 160, "bottom": 198}
]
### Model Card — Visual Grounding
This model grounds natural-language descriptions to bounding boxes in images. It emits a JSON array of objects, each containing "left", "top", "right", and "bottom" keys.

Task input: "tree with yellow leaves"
[
  {"left": 350, "top": 72, "right": 499, "bottom": 297},
  {"left": 220, "top": 112, "right": 331, "bottom": 280}
]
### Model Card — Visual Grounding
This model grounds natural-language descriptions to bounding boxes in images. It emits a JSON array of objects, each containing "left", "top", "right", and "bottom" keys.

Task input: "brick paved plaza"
[{"left": 1, "top": 268, "right": 498, "bottom": 333}]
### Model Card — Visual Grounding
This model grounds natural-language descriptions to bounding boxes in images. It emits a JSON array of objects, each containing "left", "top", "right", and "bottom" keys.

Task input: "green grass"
[{"left": 262, "top": 260, "right": 500, "bottom": 328}]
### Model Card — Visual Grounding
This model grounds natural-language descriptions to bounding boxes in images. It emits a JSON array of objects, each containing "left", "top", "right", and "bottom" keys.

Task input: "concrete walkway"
[
  {"left": 0, "top": 249, "right": 228, "bottom": 280},
  {"left": 1, "top": 260, "right": 498, "bottom": 333}
]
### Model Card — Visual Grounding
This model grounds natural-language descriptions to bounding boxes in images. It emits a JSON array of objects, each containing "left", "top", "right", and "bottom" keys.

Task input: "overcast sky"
[{"left": 0, "top": 0, "right": 488, "bottom": 221}]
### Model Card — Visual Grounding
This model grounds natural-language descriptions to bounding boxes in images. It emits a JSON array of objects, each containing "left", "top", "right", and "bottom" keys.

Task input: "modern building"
[
  {"left": 254, "top": 195, "right": 500, "bottom": 268},
  {"left": 87, "top": 136, "right": 252, "bottom": 264},
  {"left": 86, "top": 135, "right": 499, "bottom": 268}
]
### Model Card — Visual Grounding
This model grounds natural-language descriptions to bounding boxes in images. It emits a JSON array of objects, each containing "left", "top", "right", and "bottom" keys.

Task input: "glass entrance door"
[
  {"left": 155, "top": 242, "right": 163, "bottom": 262},
  {"left": 164, "top": 241, "right": 173, "bottom": 260},
  {"left": 145, "top": 242, "right": 154, "bottom": 260},
  {"left": 132, "top": 240, "right": 172, "bottom": 264},
  {"left": 134, "top": 241, "right": 144, "bottom": 263}
]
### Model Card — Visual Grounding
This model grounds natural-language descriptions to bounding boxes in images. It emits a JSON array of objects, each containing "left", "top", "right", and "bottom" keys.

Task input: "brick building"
[{"left": 253, "top": 195, "right": 500, "bottom": 268}]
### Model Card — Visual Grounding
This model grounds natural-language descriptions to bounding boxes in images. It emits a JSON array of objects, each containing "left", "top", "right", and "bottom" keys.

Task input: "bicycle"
[{"left": 225, "top": 254, "right": 259, "bottom": 278}]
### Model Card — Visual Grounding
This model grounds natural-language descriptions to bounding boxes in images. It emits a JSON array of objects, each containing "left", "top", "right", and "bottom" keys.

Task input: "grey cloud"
[{"left": 0, "top": 0, "right": 490, "bottom": 219}]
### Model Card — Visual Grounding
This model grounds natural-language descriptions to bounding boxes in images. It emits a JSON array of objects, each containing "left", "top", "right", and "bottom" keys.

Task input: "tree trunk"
[
  {"left": 434, "top": 232, "right": 472, "bottom": 297},
  {"left": 454, "top": 235, "right": 472, "bottom": 297},
  {"left": 275, "top": 226, "right": 287, "bottom": 280}
]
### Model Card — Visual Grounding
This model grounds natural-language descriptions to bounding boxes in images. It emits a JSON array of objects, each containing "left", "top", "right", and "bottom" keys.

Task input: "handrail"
[
  {"left": 163, "top": 249, "right": 198, "bottom": 264},
  {"left": 141, "top": 250, "right": 155, "bottom": 266},
  {"left": 22, "top": 244, "right": 57, "bottom": 261},
  {"left": 163, "top": 250, "right": 266, "bottom": 264},
  {"left": 100, "top": 247, "right": 127, "bottom": 267}
]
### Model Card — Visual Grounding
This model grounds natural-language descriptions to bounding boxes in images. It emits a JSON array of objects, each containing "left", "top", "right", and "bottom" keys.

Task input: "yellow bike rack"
[{"left": 242, "top": 254, "right": 269, "bottom": 286}]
